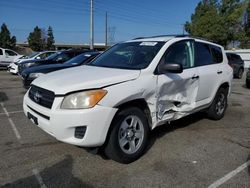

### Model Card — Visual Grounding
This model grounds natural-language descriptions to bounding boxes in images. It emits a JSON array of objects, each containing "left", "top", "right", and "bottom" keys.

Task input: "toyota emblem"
[{"left": 34, "top": 91, "right": 42, "bottom": 103}]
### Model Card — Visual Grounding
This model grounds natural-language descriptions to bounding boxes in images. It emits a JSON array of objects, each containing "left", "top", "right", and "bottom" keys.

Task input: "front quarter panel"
[{"left": 99, "top": 73, "right": 158, "bottom": 127}]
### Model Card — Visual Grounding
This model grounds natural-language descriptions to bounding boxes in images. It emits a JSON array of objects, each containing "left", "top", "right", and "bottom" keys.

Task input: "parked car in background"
[
  {"left": 246, "top": 68, "right": 250, "bottom": 88},
  {"left": 21, "top": 51, "right": 100, "bottom": 88},
  {"left": 23, "top": 35, "right": 233, "bottom": 163},
  {"left": 0, "top": 47, "right": 23, "bottom": 67},
  {"left": 8, "top": 51, "right": 56, "bottom": 74},
  {"left": 18, "top": 49, "right": 88, "bottom": 74},
  {"left": 226, "top": 52, "right": 245, "bottom": 79}
]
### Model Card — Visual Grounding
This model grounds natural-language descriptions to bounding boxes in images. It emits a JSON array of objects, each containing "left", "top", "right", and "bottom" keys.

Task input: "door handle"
[
  {"left": 191, "top": 75, "right": 199, "bottom": 79},
  {"left": 217, "top": 71, "right": 223, "bottom": 74}
]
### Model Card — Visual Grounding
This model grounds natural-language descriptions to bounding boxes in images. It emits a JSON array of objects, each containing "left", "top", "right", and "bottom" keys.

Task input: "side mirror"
[
  {"left": 36, "top": 56, "right": 41, "bottom": 60},
  {"left": 158, "top": 63, "right": 183, "bottom": 74}
]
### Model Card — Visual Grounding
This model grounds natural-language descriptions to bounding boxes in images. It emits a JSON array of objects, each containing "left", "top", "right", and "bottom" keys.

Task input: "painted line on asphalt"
[
  {"left": 0, "top": 102, "right": 21, "bottom": 140},
  {"left": 0, "top": 110, "right": 24, "bottom": 116},
  {"left": 208, "top": 160, "right": 250, "bottom": 188},
  {"left": 32, "top": 169, "right": 47, "bottom": 188}
]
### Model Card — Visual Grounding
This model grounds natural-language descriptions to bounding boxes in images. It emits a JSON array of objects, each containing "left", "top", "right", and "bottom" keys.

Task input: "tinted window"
[
  {"left": 89, "top": 42, "right": 164, "bottom": 70},
  {"left": 0, "top": 49, "right": 3, "bottom": 55},
  {"left": 232, "top": 54, "right": 242, "bottom": 61},
  {"left": 210, "top": 45, "right": 223, "bottom": 63},
  {"left": 5, "top": 50, "right": 17, "bottom": 56},
  {"left": 162, "top": 40, "right": 194, "bottom": 69},
  {"left": 195, "top": 42, "right": 213, "bottom": 66},
  {"left": 64, "top": 53, "right": 98, "bottom": 65},
  {"left": 54, "top": 53, "right": 71, "bottom": 62}
]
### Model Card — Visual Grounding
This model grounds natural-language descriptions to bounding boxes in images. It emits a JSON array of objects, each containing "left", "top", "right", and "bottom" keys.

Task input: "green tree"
[
  {"left": 239, "top": 2, "right": 250, "bottom": 48},
  {"left": 185, "top": 0, "right": 228, "bottom": 46},
  {"left": 185, "top": 0, "right": 247, "bottom": 47},
  {"left": 28, "top": 26, "right": 43, "bottom": 51},
  {"left": 47, "top": 26, "right": 55, "bottom": 50},
  {"left": 0, "top": 23, "right": 16, "bottom": 49}
]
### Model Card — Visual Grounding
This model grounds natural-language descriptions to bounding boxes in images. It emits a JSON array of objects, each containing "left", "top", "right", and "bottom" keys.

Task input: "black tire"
[
  {"left": 237, "top": 68, "right": 243, "bottom": 79},
  {"left": 246, "top": 81, "right": 250, "bottom": 88},
  {"left": 207, "top": 88, "right": 228, "bottom": 120},
  {"left": 104, "top": 107, "right": 150, "bottom": 164}
]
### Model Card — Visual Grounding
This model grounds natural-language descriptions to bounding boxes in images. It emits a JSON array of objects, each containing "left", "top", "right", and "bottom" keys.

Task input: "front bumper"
[
  {"left": 7, "top": 64, "right": 18, "bottom": 74},
  {"left": 23, "top": 92, "right": 117, "bottom": 147}
]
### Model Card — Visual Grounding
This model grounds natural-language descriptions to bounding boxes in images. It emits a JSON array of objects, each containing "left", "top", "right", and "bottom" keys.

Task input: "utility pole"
[
  {"left": 90, "top": 0, "right": 94, "bottom": 49},
  {"left": 105, "top": 12, "right": 108, "bottom": 46}
]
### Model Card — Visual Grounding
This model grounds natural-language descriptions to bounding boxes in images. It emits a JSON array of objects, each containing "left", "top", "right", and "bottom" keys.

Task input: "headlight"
[
  {"left": 29, "top": 73, "right": 45, "bottom": 79},
  {"left": 61, "top": 89, "right": 107, "bottom": 109},
  {"left": 26, "top": 62, "right": 35, "bottom": 67}
]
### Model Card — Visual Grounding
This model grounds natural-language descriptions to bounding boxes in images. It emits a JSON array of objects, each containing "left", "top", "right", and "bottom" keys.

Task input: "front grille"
[{"left": 29, "top": 85, "right": 55, "bottom": 109}]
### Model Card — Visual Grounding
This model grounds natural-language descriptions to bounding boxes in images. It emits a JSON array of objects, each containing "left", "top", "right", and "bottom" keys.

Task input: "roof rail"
[
  {"left": 132, "top": 35, "right": 214, "bottom": 43},
  {"left": 133, "top": 34, "right": 190, "bottom": 40}
]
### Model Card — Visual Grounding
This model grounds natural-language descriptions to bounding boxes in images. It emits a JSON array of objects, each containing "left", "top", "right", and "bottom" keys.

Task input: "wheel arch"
[{"left": 102, "top": 98, "right": 152, "bottom": 147}]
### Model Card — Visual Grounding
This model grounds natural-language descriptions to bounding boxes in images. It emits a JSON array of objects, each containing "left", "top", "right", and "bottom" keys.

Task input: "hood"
[
  {"left": 32, "top": 65, "right": 141, "bottom": 95},
  {"left": 20, "top": 59, "right": 49, "bottom": 65},
  {"left": 23, "top": 63, "right": 67, "bottom": 75}
]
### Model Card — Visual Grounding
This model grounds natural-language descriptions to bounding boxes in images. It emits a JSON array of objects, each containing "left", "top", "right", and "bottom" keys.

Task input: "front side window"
[
  {"left": 89, "top": 42, "right": 164, "bottom": 70},
  {"left": 162, "top": 40, "right": 195, "bottom": 69},
  {"left": 0, "top": 49, "right": 3, "bottom": 55},
  {"left": 195, "top": 42, "right": 213, "bottom": 66}
]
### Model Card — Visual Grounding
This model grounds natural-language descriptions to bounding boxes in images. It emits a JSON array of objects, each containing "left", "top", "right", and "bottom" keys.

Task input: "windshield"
[
  {"left": 45, "top": 51, "right": 61, "bottom": 60},
  {"left": 29, "top": 52, "right": 40, "bottom": 58},
  {"left": 64, "top": 53, "right": 93, "bottom": 65},
  {"left": 89, "top": 41, "right": 164, "bottom": 70}
]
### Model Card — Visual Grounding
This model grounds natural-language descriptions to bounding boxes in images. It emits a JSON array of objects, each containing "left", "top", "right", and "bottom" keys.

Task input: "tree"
[
  {"left": 239, "top": 2, "right": 250, "bottom": 48},
  {"left": 27, "top": 26, "right": 43, "bottom": 51},
  {"left": 0, "top": 23, "right": 16, "bottom": 49},
  {"left": 185, "top": 0, "right": 247, "bottom": 47},
  {"left": 185, "top": 0, "right": 228, "bottom": 46},
  {"left": 47, "top": 26, "right": 55, "bottom": 50}
]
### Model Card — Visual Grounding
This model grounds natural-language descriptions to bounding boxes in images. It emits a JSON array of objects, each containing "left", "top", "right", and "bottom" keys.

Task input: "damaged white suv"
[{"left": 23, "top": 36, "right": 233, "bottom": 163}]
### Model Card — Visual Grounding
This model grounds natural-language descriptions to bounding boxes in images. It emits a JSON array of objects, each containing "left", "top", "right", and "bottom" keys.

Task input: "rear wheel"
[
  {"left": 207, "top": 88, "right": 228, "bottom": 120},
  {"left": 104, "top": 107, "right": 149, "bottom": 164}
]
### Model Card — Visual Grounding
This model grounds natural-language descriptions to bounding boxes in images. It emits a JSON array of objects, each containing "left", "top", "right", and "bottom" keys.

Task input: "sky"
[{"left": 0, "top": 0, "right": 201, "bottom": 44}]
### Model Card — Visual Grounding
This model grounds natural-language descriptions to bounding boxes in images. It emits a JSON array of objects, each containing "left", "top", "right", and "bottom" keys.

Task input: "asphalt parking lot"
[{"left": 0, "top": 69, "right": 249, "bottom": 188}]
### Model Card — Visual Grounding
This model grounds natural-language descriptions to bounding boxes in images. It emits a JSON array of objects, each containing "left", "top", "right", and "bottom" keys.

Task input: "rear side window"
[
  {"left": 5, "top": 50, "right": 17, "bottom": 56},
  {"left": 210, "top": 45, "right": 223, "bottom": 63},
  {"left": 195, "top": 42, "right": 213, "bottom": 66},
  {"left": 0, "top": 49, "right": 3, "bottom": 55}
]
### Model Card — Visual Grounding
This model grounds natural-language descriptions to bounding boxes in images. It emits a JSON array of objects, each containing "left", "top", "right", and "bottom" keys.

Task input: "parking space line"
[
  {"left": 0, "top": 102, "right": 21, "bottom": 140},
  {"left": 0, "top": 110, "right": 24, "bottom": 116},
  {"left": 208, "top": 160, "right": 250, "bottom": 188},
  {"left": 32, "top": 169, "right": 47, "bottom": 188}
]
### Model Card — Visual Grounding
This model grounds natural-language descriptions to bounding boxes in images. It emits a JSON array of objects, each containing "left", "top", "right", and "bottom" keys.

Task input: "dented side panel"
[{"left": 155, "top": 69, "right": 199, "bottom": 127}]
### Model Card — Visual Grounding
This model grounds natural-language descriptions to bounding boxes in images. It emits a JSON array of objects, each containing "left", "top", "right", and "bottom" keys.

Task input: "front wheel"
[
  {"left": 207, "top": 88, "right": 228, "bottom": 120},
  {"left": 104, "top": 107, "right": 150, "bottom": 164}
]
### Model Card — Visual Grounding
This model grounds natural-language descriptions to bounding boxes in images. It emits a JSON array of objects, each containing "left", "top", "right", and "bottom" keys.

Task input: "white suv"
[
  {"left": 23, "top": 36, "right": 233, "bottom": 163},
  {"left": 0, "top": 47, "right": 23, "bottom": 67}
]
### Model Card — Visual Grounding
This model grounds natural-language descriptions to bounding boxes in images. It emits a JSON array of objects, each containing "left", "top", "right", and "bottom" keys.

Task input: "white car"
[
  {"left": 0, "top": 48, "right": 23, "bottom": 67},
  {"left": 23, "top": 36, "right": 233, "bottom": 163},
  {"left": 7, "top": 51, "right": 56, "bottom": 74}
]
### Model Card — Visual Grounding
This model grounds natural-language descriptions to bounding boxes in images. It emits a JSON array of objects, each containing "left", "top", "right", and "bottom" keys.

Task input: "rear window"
[
  {"left": 210, "top": 45, "right": 223, "bottom": 63},
  {"left": 0, "top": 49, "right": 3, "bottom": 55}
]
